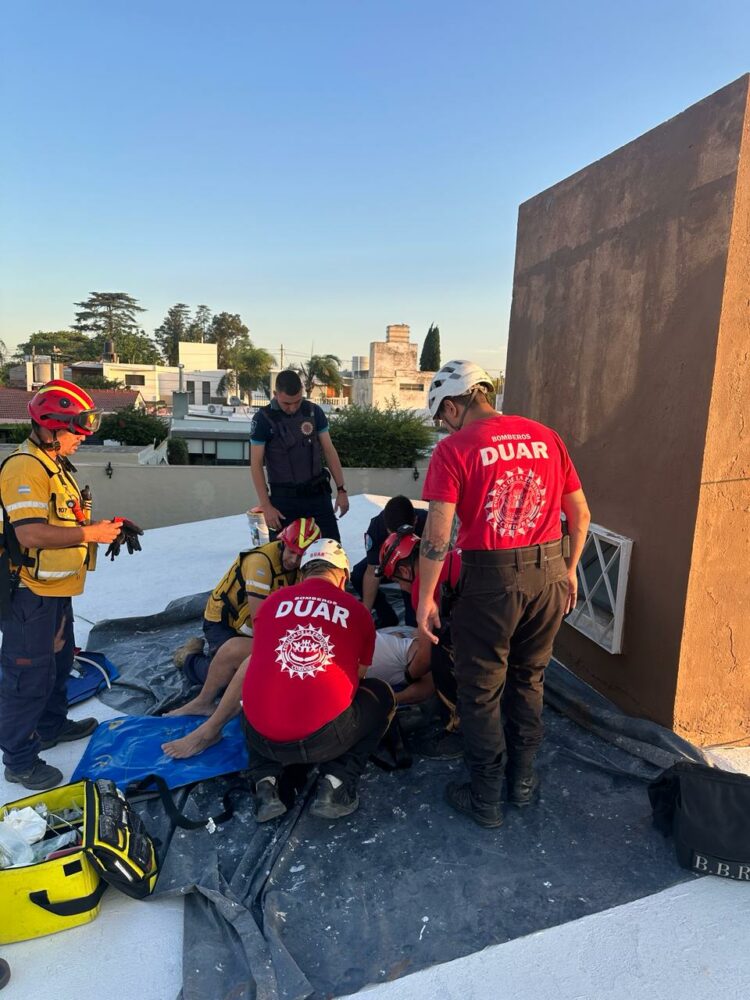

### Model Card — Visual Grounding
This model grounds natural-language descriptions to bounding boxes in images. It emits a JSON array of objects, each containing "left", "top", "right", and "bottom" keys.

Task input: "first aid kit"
[{"left": 0, "top": 778, "right": 158, "bottom": 943}]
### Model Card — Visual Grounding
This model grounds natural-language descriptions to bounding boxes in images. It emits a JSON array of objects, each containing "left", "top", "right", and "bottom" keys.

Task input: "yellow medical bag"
[{"left": 0, "top": 778, "right": 158, "bottom": 944}]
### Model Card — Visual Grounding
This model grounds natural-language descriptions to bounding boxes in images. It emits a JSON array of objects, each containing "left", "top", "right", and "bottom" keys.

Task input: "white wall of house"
[
  {"left": 177, "top": 342, "right": 218, "bottom": 369},
  {"left": 67, "top": 362, "right": 228, "bottom": 406}
]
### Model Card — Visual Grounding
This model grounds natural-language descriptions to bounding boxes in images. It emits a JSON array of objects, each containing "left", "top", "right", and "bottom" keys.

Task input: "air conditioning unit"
[{"left": 207, "top": 404, "right": 217, "bottom": 414}]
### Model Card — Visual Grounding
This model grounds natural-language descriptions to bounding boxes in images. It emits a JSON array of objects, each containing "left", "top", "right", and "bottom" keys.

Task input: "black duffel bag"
[{"left": 649, "top": 760, "right": 750, "bottom": 880}]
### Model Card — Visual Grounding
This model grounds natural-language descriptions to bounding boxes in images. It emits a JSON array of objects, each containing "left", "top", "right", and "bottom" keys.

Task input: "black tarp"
[{"left": 90, "top": 595, "right": 702, "bottom": 1000}]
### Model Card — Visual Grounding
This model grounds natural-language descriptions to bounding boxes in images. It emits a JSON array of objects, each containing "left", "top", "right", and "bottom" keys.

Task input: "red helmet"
[
  {"left": 376, "top": 526, "right": 420, "bottom": 580},
  {"left": 28, "top": 380, "right": 102, "bottom": 436},
  {"left": 279, "top": 517, "right": 321, "bottom": 554}
]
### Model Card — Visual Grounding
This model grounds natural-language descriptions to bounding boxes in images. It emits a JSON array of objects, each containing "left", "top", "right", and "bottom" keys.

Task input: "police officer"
[
  {"left": 250, "top": 370, "right": 348, "bottom": 541},
  {"left": 0, "top": 380, "right": 122, "bottom": 790},
  {"left": 416, "top": 361, "right": 590, "bottom": 828}
]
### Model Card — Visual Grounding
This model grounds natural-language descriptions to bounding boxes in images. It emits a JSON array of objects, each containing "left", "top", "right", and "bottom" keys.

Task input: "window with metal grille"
[
  {"left": 565, "top": 523, "right": 633, "bottom": 654},
  {"left": 399, "top": 383, "right": 425, "bottom": 392}
]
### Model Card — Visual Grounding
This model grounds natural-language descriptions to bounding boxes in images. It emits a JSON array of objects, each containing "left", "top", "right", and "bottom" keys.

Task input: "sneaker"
[
  {"left": 39, "top": 717, "right": 98, "bottom": 751},
  {"left": 444, "top": 781, "right": 503, "bottom": 828},
  {"left": 253, "top": 778, "right": 287, "bottom": 823},
  {"left": 309, "top": 775, "right": 359, "bottom": 819},
  {"left": 4, "top": 760, "right": 63, "bottom": 791},
  {"left": 173, "top": 636, "right": 204, "bottom": 669},
  {"left": 506, "top": 769, "right": 540, "bottom": 808},
  {"left": 417, "top": 730, "right": 464, "bottom": 760}
]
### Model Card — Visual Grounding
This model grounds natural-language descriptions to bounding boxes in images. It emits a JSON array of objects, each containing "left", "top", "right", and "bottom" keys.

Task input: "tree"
[
  {"left": 98, "top": 406, "right": 169, "bottom": 446},
  {"left": 419, "top": 323, "right": 441, "bottom": 371},
  {"left": 154, "top": 303, "right": 191, "bottom": 365},
  {"left": 296, "top": 354, "right": 343, "bottom": 396},
  {"left": 207, "top": 312, "right": 251, "bottom": 368},
  {"left": 73, "top": 292, "right": 145, "bottom": 342},
  {"left": 110, "top": 329, "right": 162, "bottom": 364},
  {"left": 328, "top": 403, "right": 433, "bottom": 467},
  {"left": 17, "top": 330, "right": 102, "bottom": 362},
  {"left": 186, "top": 304, "right": 212, "bottom": 343},
  {"left": 0, "top": 423, "right": 32, "bottom": 442},
  {"left": 167, "top": 437, "right": 189, "bottom": 465},
  {"left": 219, "top": 342, "right": 276, "bottom": 398},
  {"left": 0, "top": 340, "right": 9, "bottom": 385}
]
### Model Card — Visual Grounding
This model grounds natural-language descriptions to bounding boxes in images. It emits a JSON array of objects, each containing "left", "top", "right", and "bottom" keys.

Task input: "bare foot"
[
  {"left": 161, "top": 722, "right": 222, "bottom": 759},
  {"left": 165, "top": 697, "right": 216, "bottom": 718}
]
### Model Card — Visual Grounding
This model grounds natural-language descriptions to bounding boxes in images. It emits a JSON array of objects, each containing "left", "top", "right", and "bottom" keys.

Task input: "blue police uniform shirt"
[{"left": 364, "top": 508, "right": 428, "bottom": 566}]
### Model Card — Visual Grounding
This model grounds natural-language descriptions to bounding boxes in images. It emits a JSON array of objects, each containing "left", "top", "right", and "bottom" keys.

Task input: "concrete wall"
[
  {"left": 0, "top": 444, "right": 146, "bottom": 466},
  {"left": 504, "top": 75, "right": 750, "bottom": 744},
  {"left": 352, "top": 375, "right": 433, "bottom": 410},
  {"left": 60, "top": 459, "right": 429, "bottom": 529}
]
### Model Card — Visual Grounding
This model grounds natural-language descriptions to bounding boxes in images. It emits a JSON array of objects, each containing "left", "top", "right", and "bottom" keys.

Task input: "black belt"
[
  {"left": 269, "top": 475, "right": 329, "bottom": 499},
  {"left": 462, "top": 538, "right": 566, "bottom": 569}
]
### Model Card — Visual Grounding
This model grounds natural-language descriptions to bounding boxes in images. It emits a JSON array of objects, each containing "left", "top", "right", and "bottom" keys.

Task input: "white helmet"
[
  {"left": 427, "top": 360, "right": 495, "bottom": 418},
  {"left": 299, "top": 538, "right": 351, "bottom": 574}
]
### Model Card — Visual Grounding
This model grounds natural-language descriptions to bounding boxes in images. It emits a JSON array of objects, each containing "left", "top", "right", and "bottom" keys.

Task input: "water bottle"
[{"left": 247, "top": 507, "right": 270, "bottom": 548}]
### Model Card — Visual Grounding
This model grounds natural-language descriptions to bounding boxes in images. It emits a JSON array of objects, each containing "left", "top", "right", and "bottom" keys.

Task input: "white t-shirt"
[{"left": 367, "top": 627, "right": 417, "bottom": 688}]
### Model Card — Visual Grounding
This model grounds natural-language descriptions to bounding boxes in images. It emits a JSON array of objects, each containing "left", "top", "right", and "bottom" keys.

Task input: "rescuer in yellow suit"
[{"left": 0, "top": 380, "right": 122, "bottom": 791}]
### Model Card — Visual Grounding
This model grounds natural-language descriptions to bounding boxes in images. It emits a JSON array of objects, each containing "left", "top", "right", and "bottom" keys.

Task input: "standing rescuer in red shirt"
[
  {"left": 417, "top": 361, "right": 591, "bottom": 828},
  {"left": 241, "top": 538, "right": 396, "bottom": 823}
]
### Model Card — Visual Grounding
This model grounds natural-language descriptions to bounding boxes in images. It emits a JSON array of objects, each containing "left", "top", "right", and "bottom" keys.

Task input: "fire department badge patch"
[
  {"left": 485, "top": 467, "right": 547, "bottom": 539},
  {"left": 276, "top": 624, "right": 334, "bottom": 679}
]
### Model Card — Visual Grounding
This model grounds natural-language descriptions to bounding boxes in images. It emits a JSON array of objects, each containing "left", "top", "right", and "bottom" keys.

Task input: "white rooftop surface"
[{"left": 2, "top": 495, "right": 749, "bottom": 1000}]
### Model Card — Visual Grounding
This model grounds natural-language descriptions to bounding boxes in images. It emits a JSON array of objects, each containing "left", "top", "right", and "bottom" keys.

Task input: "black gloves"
[{"left": 105, "top": 518, "right": 144, "bottom": 561}]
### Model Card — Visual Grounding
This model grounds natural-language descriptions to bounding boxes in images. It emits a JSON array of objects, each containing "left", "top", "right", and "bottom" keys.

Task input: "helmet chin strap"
[
  {"left": 30, "top": 426, "right": 61, "bottom": 452},
  {"left": 442, "top": 388, "right": 478, "bottom": 433}
]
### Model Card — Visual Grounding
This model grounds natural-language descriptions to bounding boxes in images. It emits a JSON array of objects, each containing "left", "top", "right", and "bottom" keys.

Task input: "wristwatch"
[{"left": 337, "top": 485, "right": 347, "bottom": 493}]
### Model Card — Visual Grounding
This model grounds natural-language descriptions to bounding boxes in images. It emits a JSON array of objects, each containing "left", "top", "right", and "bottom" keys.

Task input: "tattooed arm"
[{"left": 416, "top": 500, "right": 456, "bottom": 645}]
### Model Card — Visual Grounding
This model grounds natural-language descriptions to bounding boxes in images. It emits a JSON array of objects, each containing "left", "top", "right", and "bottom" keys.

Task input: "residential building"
[
  {"left": 351, "top": 324, "right": 434, "bottom": 410},
  {"left": 67, "top": 341, "right": 229, "bottom": 410},
  {"left": 0, "top": 387, "right": 145, "bottom": 441}
]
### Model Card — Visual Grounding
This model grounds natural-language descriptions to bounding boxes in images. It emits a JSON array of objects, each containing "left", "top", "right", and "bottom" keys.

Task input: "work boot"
[
  {"left": 253, "top": 777, "right": 287, "bottom": 823},
  {"left": 4, "top": 760, "right": 63, "bottom": 791},
  {"left": 39, "top": 717, "right": 98, "bottom": 750},
  {"left": 309, "top": 775, "right": 359, "bottom": 819},
  {"left": 173, "top": 636, "right": 204, "bottom": 669},
  {"left": 417, "top": 729, "right": 464, "bottom": 760},
  {"left": 444, "top": 781, "right": 503, "bottom": 828},
  {"left": 506, "top": 768, "right": 540, "bottom": 808}
]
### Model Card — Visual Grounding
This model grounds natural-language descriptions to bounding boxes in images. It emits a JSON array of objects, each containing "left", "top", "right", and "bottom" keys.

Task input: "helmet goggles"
[{"left": 64, "top": 408, "right": 103, "bottom": 435}]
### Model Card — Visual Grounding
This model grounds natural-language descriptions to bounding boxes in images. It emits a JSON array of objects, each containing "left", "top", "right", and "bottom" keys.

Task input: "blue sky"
[{"left": 1, "top": 1, "right": 748, "bottom": 376}]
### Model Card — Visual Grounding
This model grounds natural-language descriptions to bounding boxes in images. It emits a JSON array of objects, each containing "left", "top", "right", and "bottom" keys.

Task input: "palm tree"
[
  {"left": 296, "top": 354, "right": 343, "bottom": 397},
  {"left": 218, "top": 344, "right": 276, "bottom": 399}
]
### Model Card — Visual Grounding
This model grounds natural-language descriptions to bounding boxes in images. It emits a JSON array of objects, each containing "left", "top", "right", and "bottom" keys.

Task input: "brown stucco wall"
[
  {"left": 504, "top": 75, "right": 750, "bottom": 741},
  {"left": 675, "top": 89, "right": 750, "bottom": 744}
]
